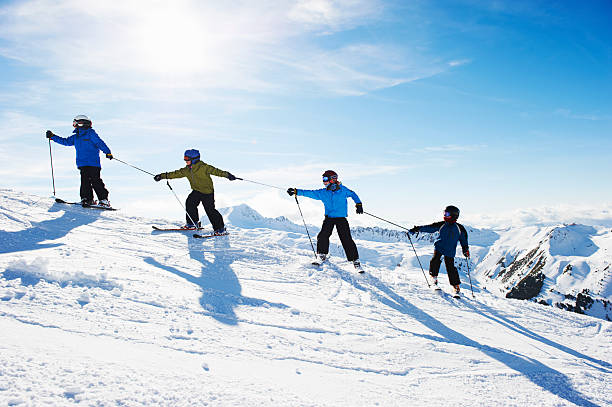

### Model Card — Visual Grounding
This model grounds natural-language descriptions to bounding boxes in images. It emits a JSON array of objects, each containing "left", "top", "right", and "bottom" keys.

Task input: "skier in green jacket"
[{"left": 154, "top": 149, "right": 237, "bottom": 234}]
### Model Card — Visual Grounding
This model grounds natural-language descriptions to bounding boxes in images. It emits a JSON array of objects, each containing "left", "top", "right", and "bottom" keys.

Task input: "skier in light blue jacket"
[{"left": 287, "top": 170, "right": 363, "bottom": 271}]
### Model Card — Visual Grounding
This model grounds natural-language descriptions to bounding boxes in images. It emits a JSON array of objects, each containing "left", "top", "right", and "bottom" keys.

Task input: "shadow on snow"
[
  {"left": 328, "top": 263, "right": 600, "bottom": 407},
  {"left": 144, "top": 236, "right": 287, "bottom": 326},
  {"left": 0, "top": 202, "right": 101, "bottom": 254}
]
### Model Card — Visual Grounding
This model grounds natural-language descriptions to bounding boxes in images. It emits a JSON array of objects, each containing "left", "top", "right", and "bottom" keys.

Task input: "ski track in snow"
[{"left": 0, "top": 190, "right": 610, "bottom": 406}]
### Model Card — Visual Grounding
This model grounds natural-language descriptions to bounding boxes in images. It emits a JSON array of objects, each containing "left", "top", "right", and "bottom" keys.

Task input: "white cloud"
[
  {"left": 448, "top": 59, "right": 471, "bottom": 67},
  {"left": 465, "top": 203, "right": 612, "bottom": 229},
  {"left": 0, "top": 0, "right": 445, "bottom": 102}
]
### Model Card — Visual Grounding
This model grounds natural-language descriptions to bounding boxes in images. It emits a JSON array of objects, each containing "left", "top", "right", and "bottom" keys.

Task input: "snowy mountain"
[
  {"left": 0, "top": 189, "right": 610, "bottom": 406},
  {"left": 475, "top": 224, "right": 612, "bottom": 320}
]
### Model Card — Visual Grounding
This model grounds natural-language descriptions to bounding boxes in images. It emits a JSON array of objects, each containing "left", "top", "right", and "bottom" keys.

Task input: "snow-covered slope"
[
  {"left": 475, "top": 224, "right": 612, "bottom": 320},
  {"left": 0, "top": 190, "right": 610, "bottom": 406}
]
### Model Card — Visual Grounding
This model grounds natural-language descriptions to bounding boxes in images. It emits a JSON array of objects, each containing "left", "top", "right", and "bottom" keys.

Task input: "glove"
[
  {"left": 46, "top": 130, "right": 55, "bottom": 139},
  {"left": 106, "top": 153, "right": 113, "bottom": 160},
  {"left": 154, "top": 174, "right": 163, "bottom": 182},
  {"left": 463, "top": 249, "right": 470, "bottom": 257},
  {"left": 227, "top": 172, "right": 237, "bottom": 181},
  {"left": 409, "top": 226, "right": 419, "bottom": 234},
  {"left": 355, "top": 203, "right": 363, "bottom": 214},
  {"left": 287, "top": 188, "right": 297, "bottom": 196}
]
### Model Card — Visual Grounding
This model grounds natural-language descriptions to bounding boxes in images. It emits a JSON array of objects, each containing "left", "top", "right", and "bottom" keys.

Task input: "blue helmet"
[{"left": 184, "top": 149, "right": 200, "bottom": 164}]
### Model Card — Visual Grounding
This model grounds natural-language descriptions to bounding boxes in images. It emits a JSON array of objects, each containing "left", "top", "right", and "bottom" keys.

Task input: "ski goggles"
[
  {"left": 444, "top": 211, "right": 451, "bottom": 217},
  {"left": 322, "top": 176, "right": 337, "bottom": 182},
  {"left": 184, "top": 156, "right": 199, "bottom": 161}
]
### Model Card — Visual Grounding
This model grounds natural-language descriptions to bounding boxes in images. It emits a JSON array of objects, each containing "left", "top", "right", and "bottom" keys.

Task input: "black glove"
[
  {"left": 409, "top": 226, "right": 419, "bottom": 234},
  {"left": 227, "top": 172, "right": 237, "bottom": 181},
  {"left": 46, "top": 130, "right": 55, "bottom": 139},
  {"left": 106, "top": 153, "right": 113, "bottom": 160},
  {"left": 154, "top": 174, "right": 163, "bottom": 182},
  {"left": 355, "top": 203, "right": 363, "bottom": 214},
  {"left": 287, "top": 188, "right": 297, "bottom": 196},
  {"left": 463, "top": 248, "right": 470, "bottom": 257}
]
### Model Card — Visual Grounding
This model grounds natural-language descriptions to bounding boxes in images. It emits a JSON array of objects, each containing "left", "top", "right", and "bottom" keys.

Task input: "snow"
[{"left": 0, "top": 189, "right": 611, "bottom": 406}]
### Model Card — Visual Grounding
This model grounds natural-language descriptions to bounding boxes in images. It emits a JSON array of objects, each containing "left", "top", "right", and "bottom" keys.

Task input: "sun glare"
[{"left": 131, "top": 7, "right": 215, "bottom": 75}]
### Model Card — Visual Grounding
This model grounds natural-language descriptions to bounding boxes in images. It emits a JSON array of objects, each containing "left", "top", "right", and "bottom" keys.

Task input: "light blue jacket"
[
  {"left": 51, "top": 128, "right": 111, "bottom": 168},
  {"left": 297, "top": 185, "right": 361, "bottom": 218}
]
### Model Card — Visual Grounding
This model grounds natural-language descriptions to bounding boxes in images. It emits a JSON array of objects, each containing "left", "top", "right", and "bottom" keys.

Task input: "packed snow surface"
[{"left": 0, "top": 190, "right": 610, "bottom": 406}]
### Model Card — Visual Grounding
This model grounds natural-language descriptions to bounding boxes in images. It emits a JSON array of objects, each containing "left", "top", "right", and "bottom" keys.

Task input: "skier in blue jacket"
[
  {"left": 287, "top": 170, "right": 364, "bottom": 271},
  {"left": 409, "top": 205, "right": 469, "bottom": 296},
  {"left": 46, "top": 115, "right": 113, "bottom": 207}
]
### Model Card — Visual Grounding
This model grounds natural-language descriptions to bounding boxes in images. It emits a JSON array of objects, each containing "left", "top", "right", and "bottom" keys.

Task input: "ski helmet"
[
  {"left": 184, "top": 149, "right": 200, "bottom": 164},
  {"left": 443, "top": 205, "right": 460, "bottom": 222},
  {"left": 73, "top": 114, "right": 92, "bottom": 128},
  {"left": 322, "top": 170, "right": 338, "bottom": 183}
]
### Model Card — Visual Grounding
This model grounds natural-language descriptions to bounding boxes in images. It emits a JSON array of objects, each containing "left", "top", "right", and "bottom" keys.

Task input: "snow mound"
[
  {"left": 548, "top": 224, "right": 598, "bottom": 257},
  {"left": 2, "top": 257, "right": 118, "bottom": 291}
]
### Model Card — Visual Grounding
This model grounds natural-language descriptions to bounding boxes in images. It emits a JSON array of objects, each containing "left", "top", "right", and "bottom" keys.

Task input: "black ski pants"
[
  {"left": 429, "top": 250, "right": 461, "bottom": 286},
  {"left": 317, "top": 216, "right": 359, "bottom": 261},
  {"left": 186, "top": 190, "right": 224, "bottom": 230},
  {"left": 79, "top": 166, "right": 108, "bottom": 201}
]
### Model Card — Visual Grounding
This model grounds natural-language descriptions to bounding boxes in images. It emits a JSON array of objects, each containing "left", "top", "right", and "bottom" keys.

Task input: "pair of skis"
[
  {"left": 432, "top": 282, "right": 461, "bottom": 299},
  {"left": 54, "top": 198, "right": 117, "bottom": 211},
  {"left": 311, "top": 258, "right": 365, "bottom": 274},
  {"left": 152, "top": 226, "right": 229, "bottom": 239}
]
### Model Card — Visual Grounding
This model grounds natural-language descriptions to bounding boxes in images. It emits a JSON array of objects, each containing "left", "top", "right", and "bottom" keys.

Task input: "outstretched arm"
[
  {"left": 296, "top": 188, "right": 326, "bottom": 201},
  {"left": 204, "top": 164, "right": 229, "bottom": 178},
  {"left": 165, "top": 167, "right": 189, "bottom": 179},
  {"left": 417, "top": 221, "right": 445, "bottom": 233},
  {"left": 47, "top": 132, "right": 75, "bottom": 146}
]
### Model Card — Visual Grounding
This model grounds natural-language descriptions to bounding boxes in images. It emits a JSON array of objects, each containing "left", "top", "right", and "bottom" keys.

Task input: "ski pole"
[
  {"left": 465, "top": 255, "right": 475, "bottom": 298},
  {"left": 294, "top": 195, "right": 317, "bottom": 258},
  {"left": 238, "top": 177, "right": 284, "bottom": 191},
  {"left": 364, "top": 211, "right": 430, "bottom": 288},
  {"left": 165, "top": 179, "right": 199, "bottom": 228},
  {"left": 113, "top": 157, "right": 156, "bottom": 176},
  {"left": 48, "top": 138, "right": 56, "bottom": 196}
]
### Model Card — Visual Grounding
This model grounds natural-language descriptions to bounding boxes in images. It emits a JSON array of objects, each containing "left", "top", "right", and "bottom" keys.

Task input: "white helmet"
[{"left": 73, "top": 115, "right": 92, "bottom": 127}]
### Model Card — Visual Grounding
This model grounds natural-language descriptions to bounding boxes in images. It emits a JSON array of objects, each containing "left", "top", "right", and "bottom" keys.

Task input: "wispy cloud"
[
  {"left": 448, "top": 59, "right": 471, "bottom": 67},
  {"left": 410, "top": 144, "right": 486, "bottom": 154},
  {"left": 0, "top": 0, "right": 447, "bottom": 103},
  {"left": 554, "top": 108, "right": 610, "bottom": 121}
]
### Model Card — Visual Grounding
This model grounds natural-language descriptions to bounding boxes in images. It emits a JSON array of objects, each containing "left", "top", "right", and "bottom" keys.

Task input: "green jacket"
[{"left": 163, "top": 161, "right": 229, "bottom": 194}]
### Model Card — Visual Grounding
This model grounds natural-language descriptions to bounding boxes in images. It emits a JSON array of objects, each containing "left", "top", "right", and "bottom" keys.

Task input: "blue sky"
[{"left": 1, "top": 0, "right": 610, "bottom": 228}]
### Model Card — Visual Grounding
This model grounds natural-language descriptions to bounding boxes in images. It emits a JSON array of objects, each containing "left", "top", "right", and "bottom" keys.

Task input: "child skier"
[
  {"left": 154, "top": 149, "right": 237, "bottom": 234},
  {"left": 46, "top": 115, "right": 113, "bottom": 207},
  {"left": 287, "top": 170, "right": 364, "bottom": 272},
  {"left": 409, "top": 205, "right": 469, "bottom": 297}
]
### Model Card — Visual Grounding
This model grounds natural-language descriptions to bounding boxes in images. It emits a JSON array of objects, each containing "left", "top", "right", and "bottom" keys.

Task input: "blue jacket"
[
  {"left": 297, "top": 185, "right": 361, "bottom": 218},
  {"left": 418, "top": 221, "right": 469, "bottom": 258},
  {"left": 51, "top": 128, "right": 111, "bottom": 168}
]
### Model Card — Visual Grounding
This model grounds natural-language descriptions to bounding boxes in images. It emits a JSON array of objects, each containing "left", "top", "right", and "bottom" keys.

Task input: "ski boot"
[
  {"left": 213, "top": 227, "right": 227, "bottom": 236},
  {"left": 430, "top": 274, "right": 441, "bottom": 290},
  {"left": 81, "top": 198, "right": 96, "bottom": 207},
  {"left": 452, "top": 285, "right": 461, "bottom": 298},
  {"left": 98, "top": 199, "right": 111, "bottom": 208},
  {"left": 353, "top": 260, "right": 364, "bottom": 274},
  {"left": 312, "top": 253, "right": 328, "bottom": 266}
]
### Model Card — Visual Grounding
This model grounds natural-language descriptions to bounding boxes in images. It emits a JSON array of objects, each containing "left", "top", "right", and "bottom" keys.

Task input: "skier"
[
  {"left": 153, "top": 149, "right": 237, "bottom": 234},
  {"left": 287, "top": 170, "right": 364, "bottom": 272},
  {"left": 409, "top": 205, "right": 469, "bottom": 297},
  {"left": 46, "top": 115, "right": 113, "bottom": 207}
]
